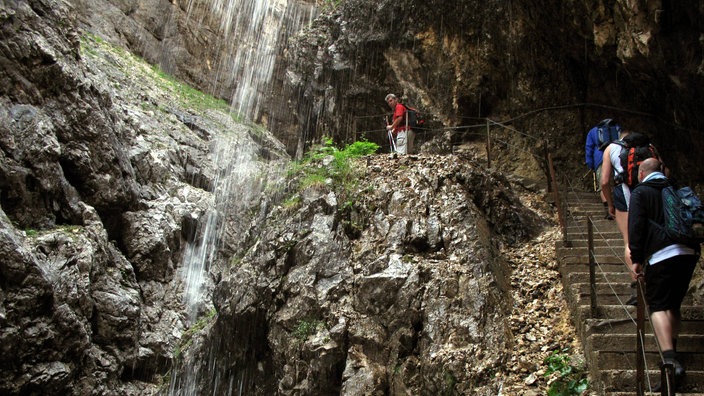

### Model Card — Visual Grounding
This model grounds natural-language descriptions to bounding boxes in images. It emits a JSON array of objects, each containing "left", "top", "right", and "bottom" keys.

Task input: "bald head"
[{"left": 638, "top": 157, "right": 662, "bottom": 182}]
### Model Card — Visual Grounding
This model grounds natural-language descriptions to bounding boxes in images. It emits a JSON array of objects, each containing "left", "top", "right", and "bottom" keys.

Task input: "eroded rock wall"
[
  {"left": 0, "top": 1, "right": 288, "bottom": 394},
  {"left": 64, "top": 0, "right": 704, "bottom": 184},
  {"left": 282, "top": 0, "right": 704, "bottom": 183},
  {"left": 173, "top": 153, "right": 545, "bottom": 395}
]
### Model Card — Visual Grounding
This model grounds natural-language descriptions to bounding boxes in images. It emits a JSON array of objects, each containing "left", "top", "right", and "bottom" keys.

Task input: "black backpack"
[
  {"left": 613, "top": 132, "right": 659, "bottom": 189},
  {"left": 596, "top": 118, "right": 621, "bottom": 150},
  {"left": 401, "top": 104, "right": 425, "bottom": 129}
]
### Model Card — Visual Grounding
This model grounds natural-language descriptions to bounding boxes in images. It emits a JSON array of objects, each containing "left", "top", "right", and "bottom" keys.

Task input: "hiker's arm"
[
  {"left": 387, "top": 116, "right": 402, "bottom": 130},
  {"left": 628, "top": 188, "right": 647, "bottom": 279},
  {"left": 601, "top": 146, "right": 614, "bottom": 214},
  {"left": 585, "top": 132, "right": 595, "bottom": 170}
]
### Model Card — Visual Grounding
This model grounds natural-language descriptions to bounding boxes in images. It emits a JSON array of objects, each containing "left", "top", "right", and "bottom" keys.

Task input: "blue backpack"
[
  {"left": 596, "top": 118, "right": 621, "bottom": 150},
  {"left": 660, "top": 185, "right": 704, "bottom": 245}
]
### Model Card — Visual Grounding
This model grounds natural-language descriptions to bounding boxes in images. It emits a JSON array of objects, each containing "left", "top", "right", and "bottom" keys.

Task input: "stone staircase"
[{"left": 556, "top": 191, "right": 704, "bottom": 395}]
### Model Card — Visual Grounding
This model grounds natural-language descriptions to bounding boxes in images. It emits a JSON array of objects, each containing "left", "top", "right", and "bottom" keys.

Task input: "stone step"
[
  {"left": 567, "top": 282, "right": 696, "bottom": 306},
  {"left": 599, "top": 368, "right": 704, "bottom": 392},
  {"left": 578, "top": 305, "right": 704, "bottom": 321},
  {"left": 566, "top": 271, "right": 632, "bottom": 285},
  {"left": 589, "top": 333, "right": 704, "bottom": 354},
  {"left": 565, "top": 221, "right": 620, "bottom": 232},
  {"left": 585, "top": 317, "right": 704, "bottom": 336},
  {"left": 558, "top": 189, "right": 704, "bottom": 394},
  {"left": 557, "top": 245, "right": 631, "bottom": 258},
  {"left": 597, "top": 350, "right": 704, "bottom": 370},
  {"left": 563, "top": 230, "right": 623, "bottom": 241},
  {"left": 564, "top": 191, "right": 601, "bottom": 200},
  {"left": 557, "top": 239, "right": 627, "bottom": 249},
  {"left": 560, "top": 256, "right": 628, "bottom": 267}
]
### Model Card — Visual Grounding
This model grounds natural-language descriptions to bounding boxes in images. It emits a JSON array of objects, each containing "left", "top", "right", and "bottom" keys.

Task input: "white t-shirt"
[{"left": 608, "top": 141, "right": 631, "bottom": 208}]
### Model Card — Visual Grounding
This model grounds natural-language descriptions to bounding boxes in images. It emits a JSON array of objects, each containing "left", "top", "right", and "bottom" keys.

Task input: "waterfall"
[
  {"left": 168, "top": 0, "right": 316, "bottom": 394},
  {"left": 180, "top": 133, "right": 258, "bottom": 322},
  {"left": 185, "top": 0, "right": 317, "bottom": 121},
  {"left": 170, "top": 131, "right": 282, "bottom": 396}
]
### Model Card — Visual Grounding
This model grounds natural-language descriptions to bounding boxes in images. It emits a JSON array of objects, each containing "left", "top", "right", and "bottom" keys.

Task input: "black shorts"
[
  {"left": 613, "top": 184, "right": 628, "bottom": 212},
  {"left": 645, "top": 255, "right": 698, "bottom": 312}
]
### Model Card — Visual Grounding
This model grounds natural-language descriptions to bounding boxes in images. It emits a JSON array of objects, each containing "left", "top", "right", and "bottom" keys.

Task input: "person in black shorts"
[
  {"left": 601, "top": 130, "right": 636, "bottom": 299},
  {"left": 628, "top": 158, "right": 700, "bottom": 381}
]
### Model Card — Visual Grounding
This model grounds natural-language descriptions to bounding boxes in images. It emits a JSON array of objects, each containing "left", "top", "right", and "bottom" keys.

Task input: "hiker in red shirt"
[{"left": 385, "top": 93, "right": 414, "bottom": 155}]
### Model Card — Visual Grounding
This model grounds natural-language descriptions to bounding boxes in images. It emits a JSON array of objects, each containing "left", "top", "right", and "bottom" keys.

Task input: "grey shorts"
[{"left": 595, "top": 164, "right": 603, "bottom": 192}]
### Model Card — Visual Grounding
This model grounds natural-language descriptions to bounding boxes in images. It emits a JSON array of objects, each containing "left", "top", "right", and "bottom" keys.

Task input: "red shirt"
[{"left": 392, "top": 103, "right": 409, "bottom": 133}]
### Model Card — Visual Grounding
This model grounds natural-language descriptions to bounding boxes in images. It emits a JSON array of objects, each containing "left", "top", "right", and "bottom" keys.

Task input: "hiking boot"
[
  {"left": 625, "top": 295, "right": 638, "bottom": 306},
  {"left": 663, "top": 358, "right": 686, "bottom": 378},
  {"left": 652, "top": 359, "right": 685, "bottom": 392}
]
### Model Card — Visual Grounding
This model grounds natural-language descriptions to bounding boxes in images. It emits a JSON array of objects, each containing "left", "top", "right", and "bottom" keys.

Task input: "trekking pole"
[
  {"left": 388, "top": 130, "right": 397, "bottom": 153},
  {"left": 385, "top": 117, "right": 396, "bottom": 153}
]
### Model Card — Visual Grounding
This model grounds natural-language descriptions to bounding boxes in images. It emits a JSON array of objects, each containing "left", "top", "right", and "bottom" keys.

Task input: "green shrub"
[
  {"left": 291, "top": 137, "right": 378, "bottom": 192},
  {"left": 292, "top": 318, "right": 322, "bottom": 341},
  {"left": 544, "top": 349, "right": 589, "bottom": 395}
]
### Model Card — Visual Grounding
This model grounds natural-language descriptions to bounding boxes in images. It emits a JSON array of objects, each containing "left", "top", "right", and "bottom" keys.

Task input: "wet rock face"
[
  {"left": 282, "top": 0, "right": 704, "bottom": 181},
  {"left": 0, "top": 0, "right": 136, "bottom": 230},
  {"left": 1, "top": 0, "right": 288, "bottom": 394},
  {"left": 63, "top": 0, "right": 704, "bottom": 181},
  {"left": 185, "top": 153, "right": 545, "bottom": 395}
]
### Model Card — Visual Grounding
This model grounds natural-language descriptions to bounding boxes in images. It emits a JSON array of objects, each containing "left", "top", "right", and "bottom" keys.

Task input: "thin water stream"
[
  {"left": 185, "top": 0, "right": 316, "bottom": 121},
  {"left": 168, "top": 133, "right": 263, "bottom": 395},
  {"left": 168, "top": 0, "right": 316, "bottom": 394}
]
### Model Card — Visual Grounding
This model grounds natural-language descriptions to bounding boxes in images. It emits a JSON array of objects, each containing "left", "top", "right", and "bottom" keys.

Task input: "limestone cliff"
[
  {"left": 1, "top": 1, "right": 287, "bottom": 393},
  {"left": 2, "top": 0, "right": 704, "bottom": 395},
  {"left": 68, "top": 0, "right": 704, "bottom": 185},
  {"left": 0, "top": 1, "right": 554, "bottom": 394},
  {"left": 282, "top": 0, "right": 704, "bottom": 183}
]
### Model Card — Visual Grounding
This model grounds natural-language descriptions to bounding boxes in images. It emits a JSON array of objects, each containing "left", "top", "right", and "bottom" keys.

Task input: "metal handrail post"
[
  {"left": 660, "top": 363, "right": 674, "bottom": 395},
  {"left": 588, "top": 217, "right": 597, "bottom": 317},
  {"left": 636, "top": 278, "right": 646, "bottom": 396},
  {"left": 486, "top": 119, "right": 491, "bottom": 168},
  {"left": 548, "top": 153, "right": 566, "bottom": 241}
]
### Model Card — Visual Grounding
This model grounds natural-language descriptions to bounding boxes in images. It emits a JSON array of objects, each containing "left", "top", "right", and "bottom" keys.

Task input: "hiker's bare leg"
[
  {"left": 614, "top": 209, "right": 633, "bottom": 269},
  {"left": 651, "top": 310, "right": 675, "bottom": 351}
]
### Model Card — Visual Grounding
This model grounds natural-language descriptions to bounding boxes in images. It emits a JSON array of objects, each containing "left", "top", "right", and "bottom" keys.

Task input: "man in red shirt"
[{"left": 385, "top": 93, "right": 414, "bottom": 155}]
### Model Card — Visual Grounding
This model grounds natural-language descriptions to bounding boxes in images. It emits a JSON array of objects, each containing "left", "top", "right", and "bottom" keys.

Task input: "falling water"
[
  {"left": 179, "top": 133, "right": 260, "bottom": 322},
  {"left": 169, "top": 131, "right": 266, "bottom": 396},
  {"left": 185, "top": 0, "right": 317, "bottom": 121},
  {"left": 168, "top": 0, "right": 316, "bottom": 394}
]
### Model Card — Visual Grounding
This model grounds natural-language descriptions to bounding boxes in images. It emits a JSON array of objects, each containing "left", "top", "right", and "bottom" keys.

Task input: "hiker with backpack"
[
  {"left": 601, "top": 129, "right": 664, "bottom": 302},
  {"left": 585, "top": 119, "right": 621, "bottom": 219},
  {"left": 628, "top": 158, "right": 700, "bottom": 388},
  {"left": 385, "top": 93, "right": 415, "bottom": 155}
]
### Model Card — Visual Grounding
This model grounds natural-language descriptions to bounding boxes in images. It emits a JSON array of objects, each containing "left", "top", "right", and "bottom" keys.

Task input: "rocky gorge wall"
[
  {"left": 67, "top": 0, "right": 704, "bottom": 186},
  {"left": 1, "top": 1, "right": 288, "bottom": 393},
  {"left": 171, "top": 151, "right": 551, "bottom": 395},
  {"left": 2, "top": 0, "right": 704, "bottom": 394},
  {"left": 0, "top": 1, "right": 563, "bottom": 394},
  {"left": 282, "top": 0, "right": 704, "bottom": 185}
]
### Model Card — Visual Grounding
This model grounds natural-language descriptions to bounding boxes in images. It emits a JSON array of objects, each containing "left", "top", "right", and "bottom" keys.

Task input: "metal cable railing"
[
  {"left": 356, "top": 106, "right": 684, "bottom": 393},
  {"left": 555, "top": 171, "right": 675, "bottom": 394}
]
